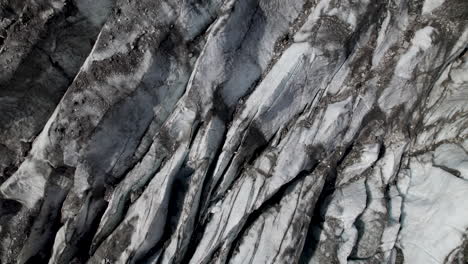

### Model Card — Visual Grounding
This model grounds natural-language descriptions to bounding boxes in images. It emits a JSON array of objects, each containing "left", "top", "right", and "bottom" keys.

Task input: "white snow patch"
[
  {"left": 337, "top": 226, "right": 358, "bottom": 264},
  {"left": 313, "top": 97, "right": 352, "bottom": 146},
  {"left": 30, "top": 107, "right": 59, "bottom": 161},
  {"left": 0, "top": 158, "right": 50, "bottom": 208},
  {"left": 413, "top": 27, "right": 435, "bottom": 50},
  {"left": 433, "top": 144, "right": 468, "bottom": 179},
  {"left": 422, "top": 0, "right": 445, "bottom": 14},
  {"left": 327, "top": 179, "right": 367, "bottom": 227},
  {"left": 294, "top": 0, "right": 331, "bottom": 42},
  {"left": 372, "top": 10, "right": 391, "bottom": 67},
  {"left": 449, "top": 29, "right": 468, "bottom": 59},
  {"left": 399, "top": 156, "right": 468, "bottom": 264},
  {"left": 338, "top": 143, "right": 379, "bottom": 185},
  {"left": 395, "top": 26, "right": 435, "bottom": 79},
  {"left": 247, "top": 42, "right": 311, "bottom": 112}
]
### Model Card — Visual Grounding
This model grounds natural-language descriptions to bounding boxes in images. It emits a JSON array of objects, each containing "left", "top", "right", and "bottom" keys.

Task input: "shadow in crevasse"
[
  {"left": 163, "top": 1, "right": 269, "bottom": 264},
  {"left": 298, "top": 174, "right": 336, "bottom": 264},
  {"left": 299, "top": 141, "right": 355, "bottom": 263}
]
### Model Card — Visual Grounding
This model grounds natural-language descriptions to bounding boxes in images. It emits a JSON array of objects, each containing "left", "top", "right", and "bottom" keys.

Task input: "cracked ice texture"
[{"left": 0, "top": 0, "right": 467, "bottom": 263}]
